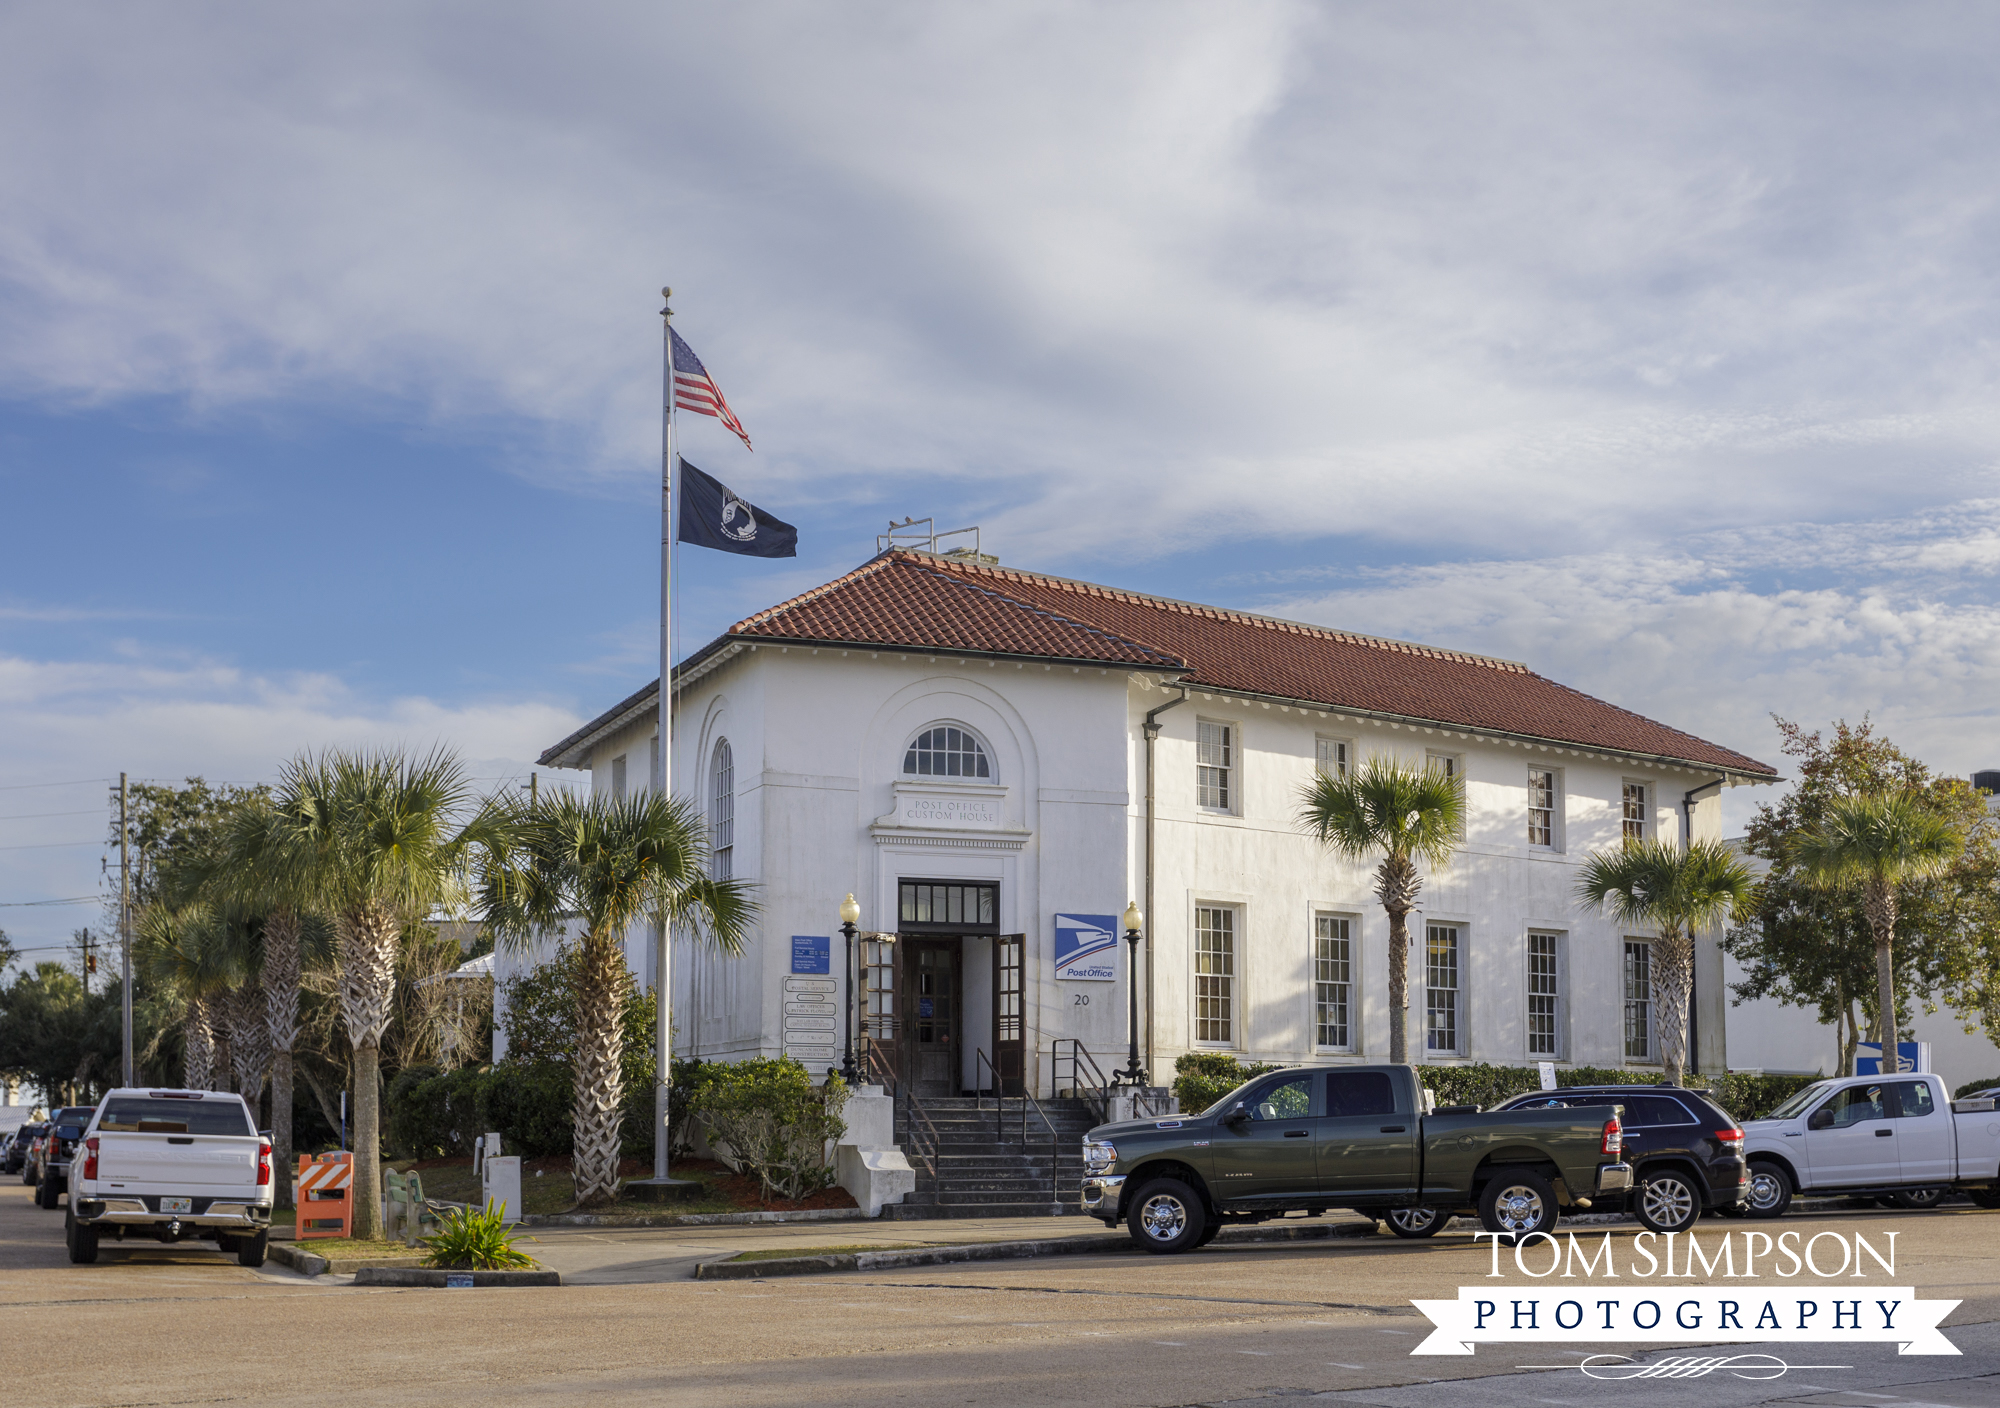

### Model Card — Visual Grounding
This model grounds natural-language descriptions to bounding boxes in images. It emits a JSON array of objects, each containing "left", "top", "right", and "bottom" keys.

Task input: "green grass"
[{"left": 725, "top": 1242, "right": 926, "bottom": 1263}]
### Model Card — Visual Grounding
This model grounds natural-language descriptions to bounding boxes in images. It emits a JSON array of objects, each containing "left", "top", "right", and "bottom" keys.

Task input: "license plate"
[{"left": 161, "top": 1197, "right": 192, "bottom": 1214}]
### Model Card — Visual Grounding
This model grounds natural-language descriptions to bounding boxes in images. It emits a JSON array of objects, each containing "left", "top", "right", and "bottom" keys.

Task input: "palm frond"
[
  {"left": 1296, "top": 756, "right": 1466, "bottom": 870},
  {"left": 1789, "top": 791, "right": 1963, "bottom": 891}
]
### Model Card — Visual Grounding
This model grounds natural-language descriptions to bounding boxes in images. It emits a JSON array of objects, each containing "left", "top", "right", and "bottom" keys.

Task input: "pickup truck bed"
[{"left": 66, "top": 1088, "right": 274, "bottom": 1267}]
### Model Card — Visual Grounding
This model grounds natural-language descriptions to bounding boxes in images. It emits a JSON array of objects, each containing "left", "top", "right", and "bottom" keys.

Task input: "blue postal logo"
[{"left": 1055, "top": 914, "right": 1118, "bottom": 982}]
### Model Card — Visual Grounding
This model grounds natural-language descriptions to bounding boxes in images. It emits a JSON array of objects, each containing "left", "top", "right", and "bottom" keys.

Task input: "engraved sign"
[
  {"left": 901, "top": 795, "right": 1001, "bottom": 828},
  {"left": 783, "top": 975, "right": 839, "bottom": 1066}
]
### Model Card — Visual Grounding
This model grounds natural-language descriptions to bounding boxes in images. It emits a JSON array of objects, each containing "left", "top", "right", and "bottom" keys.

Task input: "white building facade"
[{"left": 539, "top": 550, "right": 1779, "bottom": 1098}]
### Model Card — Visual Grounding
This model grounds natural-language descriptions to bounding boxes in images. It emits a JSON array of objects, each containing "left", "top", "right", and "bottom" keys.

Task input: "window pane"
[
  {"left": 906, "top": 726, "right": 991, "bottom": 779},
  {"left": 1426, "top": 924, "right": 1459, "bottom": 1053},
  {"left": 1528, "top": 768, "right": 1554, "bottom": 846},
  {"left": 1316, "top": 738, "right": 1348, "bottom": 778},
  {"left": 1252, "top": 1076, "right": 1313, "bottom": 1120},
  {"left": 1325, "top": 1071, "right": 1395, "bottom": 1118},
  {"left": 1891, "top": 1081, "right": 1936, "bottom": 1118},
  {"left": 1527, "top": 932, "right": 1558, "bottom": 1057},
  {"left": 1622, "top": 783, "right": 1647, "bottom": 843},
  {"left": 1197, "top": 722, "right": 1233, "bottom": 810},
  {"left": 1195, "top": 906, "right": 1235, "bottom": 1043},
  {"left": 710, "top": 740, "right": 734, "bottom": 883},
  {"left": 1315, "top": 914, "right": 1350, "bottom": 1049},
  {"left": 1624, "top": 941, "right": 1652, "bottom": 1059},
  {"left": 1827, "top": 1085, "right": 1887, "bottom": 1127}
]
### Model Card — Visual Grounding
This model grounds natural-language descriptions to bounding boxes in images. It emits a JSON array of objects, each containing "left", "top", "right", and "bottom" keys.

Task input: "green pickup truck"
[{"left": 1082, "top": 1063, "right": 1631, "bottom": 1252}]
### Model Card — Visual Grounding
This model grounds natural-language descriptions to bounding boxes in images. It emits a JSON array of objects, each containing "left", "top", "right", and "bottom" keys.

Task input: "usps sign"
[{"left": 1055, "top": 914, "right": 1119, "bottom": 982}]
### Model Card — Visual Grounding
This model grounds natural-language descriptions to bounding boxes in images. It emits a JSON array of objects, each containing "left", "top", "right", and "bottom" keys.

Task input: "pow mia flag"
[{"left": 676, "top": 458, "right": 798, "bottom": 558}]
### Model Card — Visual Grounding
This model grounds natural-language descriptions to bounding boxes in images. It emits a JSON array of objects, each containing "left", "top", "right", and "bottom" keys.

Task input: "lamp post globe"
[
  {"left": 839, "top": 894, "right": 861, "bottom": 1085},
  {"left": 1119, "top": 901, "right": 1145, "bottom": 1088}
]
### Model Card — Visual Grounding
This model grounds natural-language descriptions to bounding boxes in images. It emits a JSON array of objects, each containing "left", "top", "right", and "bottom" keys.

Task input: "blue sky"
[{"left": 5, "top": 4, "right": 2000, "bottom": 968}]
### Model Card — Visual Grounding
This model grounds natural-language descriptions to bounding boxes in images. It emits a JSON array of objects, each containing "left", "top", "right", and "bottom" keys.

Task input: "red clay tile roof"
[{"left": 546, "top": 551, "right": 1776, "bottom": 776}]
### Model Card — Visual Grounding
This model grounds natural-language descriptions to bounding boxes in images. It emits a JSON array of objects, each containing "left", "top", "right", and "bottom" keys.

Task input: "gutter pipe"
[{"left": 1142, "top": 683, "right": 1192, "bottom": 1087}]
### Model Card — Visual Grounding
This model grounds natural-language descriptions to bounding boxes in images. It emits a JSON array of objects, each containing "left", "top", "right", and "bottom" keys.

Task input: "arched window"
[
  {"left": 903, "top": 724, "right": 991, "bottom": 779},
  {"left": 709, "top": 739, "right": 734, "bottom": 881}
]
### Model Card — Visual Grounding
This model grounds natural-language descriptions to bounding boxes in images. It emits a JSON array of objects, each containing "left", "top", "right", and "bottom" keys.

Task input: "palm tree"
[
  {"left": 136, "top": 903, "right": 243, "bottom": 1090},
  {"left": 1790, "top": 792, "right": 1962, "bottom": 1074},
  {"left": 1297, "top": 757, "right": 1466, "bottom": 1063},
  {"left": 1575, "top": 838, "right": 1757, "bottom": 1085},
  {"left": 265, "top": 747, "right": 489, "bottom": 1238},
  {"left": 476, "top": 790, "right": 755, "bottom": 1206}
]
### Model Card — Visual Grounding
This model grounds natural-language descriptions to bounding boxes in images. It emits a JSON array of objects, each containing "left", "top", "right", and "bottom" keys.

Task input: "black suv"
[
  {"left": 4, "top": 1123, "right": 45, "bottom": 1177},
  {"left": 31, "top": 1107, "right": 98, "bottom": 1210},
  {"left": 1491, "top": 1086, "right": 1747, "bottom": 1234}
]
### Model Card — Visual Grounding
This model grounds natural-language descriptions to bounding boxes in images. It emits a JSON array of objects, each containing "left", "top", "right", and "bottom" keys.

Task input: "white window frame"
[
  {"left": 1526, "top": 930, "right": 1565, "bottom": 1059},
  {"left": 709, "top": 738, "right": 735, "bottom": 883},
  {"left": 610, "top": 753, "right": 627, "bottom": 801},
  {"left": 1315, "top": 736, "right": 1351, "bottom": 780},
  {"left": 1527, "top": 766, "right": 1561, "bottom": 850},
  {"left": 1193, "top": 903, "right": 1238, "bottom": 1046},
  {"left": 1621, "top": 780, "right": 1650, "bottom": 845},
  {"left": 1313, "top": 912, "right": 1356, "bottom": 1052},
  {"left": 1196, "top": 719, "right": 1237, "bottom": 814},
  {"left": 903, "top": 721, "right": 995, "bottom": 780},
  {"left": 1424, "top": 922, "right": 1463, "bottom": 1058},
  {"left": 1425, "top": 751, "right": 1461, "bottom": 781},
  {"left": 1624, "top": 939, "right": 1656, "bottom": 1063}
]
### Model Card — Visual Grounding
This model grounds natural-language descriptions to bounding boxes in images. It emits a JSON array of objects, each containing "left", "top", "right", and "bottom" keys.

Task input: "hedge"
[{"left": 1170, "top": 1053, "right": 1824, "bottom": 1125}]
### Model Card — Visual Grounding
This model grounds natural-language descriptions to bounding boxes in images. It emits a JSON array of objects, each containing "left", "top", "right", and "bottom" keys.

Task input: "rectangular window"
[
  {"left": 611, "top": 753, "right": 627, "bottom": 801},
  {"left": 1314, "top": 915, "right": 1352, "bottom": 1050},
  {"left": 1622, "top": 782, "right": 1647, "bottom": 844},
  {"left": 1527, "top": 932, "right": 1561, "bottom": 1057},
  {"left": 1315, "top": 737, "right": 1350, "bottom": 779},
  {"left": 1195, "top": 906, "right": 1236, "bottom": 1043},
  {"left": 1426, "top": 752, "right": 1459, "bottom": 780},
  {"left": 1527, "top": 768, "right": 1556, "bottom": 847},
  {"left": 1197, "top": 721, "right": 1234, "bottom": 811},
  {"left": 898, "top": 881, "right": 998, "bottom": 931},
  {"left": 1624, "top": 940, "right": 1653, "bottom": 1060},
  {"left": 1425, "top": 924, "right": 1460, "bottom": 1055}
]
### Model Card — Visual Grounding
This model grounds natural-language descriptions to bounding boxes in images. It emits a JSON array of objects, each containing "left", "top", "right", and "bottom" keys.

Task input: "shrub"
[
  {"left": 668, "top": 1056, "right": 722, "bottom": 1158},
  {"left": 1171, "top": 1052, "right": 1281, "bottom": 1115},
  {"left": 1706, "top": 1071, "right": 1826, "bottom": 1122},
  {"left": 386, "top": 1065, "right": 494, "bottom": 1159},
  {"left": 484, "top": 1060, "right": 573, "bottom": 1158},
  {"left": 692, "top": 1057, "right": 848, "bottom": 1202},
  {"left": 421, "top": 1204, "right": 538, "bottom": 1270},
  {"left": 1956, "top": 1076, "right": 2000, "bottom": 1099}
]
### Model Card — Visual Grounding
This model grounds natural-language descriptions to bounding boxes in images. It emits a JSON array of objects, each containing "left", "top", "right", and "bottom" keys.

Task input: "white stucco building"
[{"left": 538, "top": 548, "right": 1780, "bottom": 1098}]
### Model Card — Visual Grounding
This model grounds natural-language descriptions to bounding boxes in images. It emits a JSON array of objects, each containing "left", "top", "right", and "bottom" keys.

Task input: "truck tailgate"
[{"left": 98, "top": 1133, "right": 259, "bottom": 1189}]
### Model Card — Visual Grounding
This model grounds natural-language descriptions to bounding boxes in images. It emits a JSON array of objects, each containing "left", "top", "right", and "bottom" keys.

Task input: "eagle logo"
[{"left": 719, "top": 491, "right": 758, "bottom": 542}]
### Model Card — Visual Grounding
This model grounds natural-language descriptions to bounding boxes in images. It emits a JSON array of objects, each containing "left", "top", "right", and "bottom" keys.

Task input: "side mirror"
[
  {"left": 1807, "top": 1108, "right": 1834, "bottom": 1131},
  {"left": 1222, "top": 1105, "right": 1250, "bottom": 1128}
]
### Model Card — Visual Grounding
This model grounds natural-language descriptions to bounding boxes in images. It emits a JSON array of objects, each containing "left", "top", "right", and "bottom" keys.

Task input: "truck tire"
[
  {"left": 1478, "top": 1169, "right": 1558, "bottom": 1241},
  {"left": 36, "top": 1175, "right": 60, "bottom": 1210},
  {"left": 1634, "top": 1169, "right": 1702, "bottom": 1234},
  {"left": 1890, "top": 1188, "right": 1947, "bottom": 1210},
  {"left": 1385, "top": 1207, "right": 1449, "bottom": 1239},
  {"left": 65, "top": 1208, "right": 98, "bottom": 1264},
  {"left": 1194, "top": 1220, "right": 1222, "bottom": 1248},
  {"left": 1743, "top": 1161, "right": 1792, "bottom": 1219},
  {"left": 235, "top": 1231, "right": 269, "bottom": 1269},
  {"left": 1967, "top": 1188, "right": 2000, "bottom": 1210},
  {"left": 1126, "top": 1177, "right": 1208, "bottom": 1254}
]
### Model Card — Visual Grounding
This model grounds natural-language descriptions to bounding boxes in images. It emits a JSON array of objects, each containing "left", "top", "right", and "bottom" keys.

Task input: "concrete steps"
[{"left": 888, "top": 1094, "right": 1102, "bottom": 1220}]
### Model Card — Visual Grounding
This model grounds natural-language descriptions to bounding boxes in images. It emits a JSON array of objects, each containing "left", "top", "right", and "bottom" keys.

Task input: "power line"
[
  {"left": 0, "top": 808, "right": 106, "bottom": 822},
  {"left": 0, "top": 896, "right": 102, "bottom": 908},
  {"left": 0, "top": 839, "right": 103, "bottom": 852},
  {"left": 0, "top": 777, "right": 112, "bottom": 792}
]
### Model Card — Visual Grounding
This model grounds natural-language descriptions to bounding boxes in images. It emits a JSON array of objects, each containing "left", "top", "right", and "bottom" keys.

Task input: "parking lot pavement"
[{"left": 3, "top": 1178, "right": 1996, "bottom": 1408}]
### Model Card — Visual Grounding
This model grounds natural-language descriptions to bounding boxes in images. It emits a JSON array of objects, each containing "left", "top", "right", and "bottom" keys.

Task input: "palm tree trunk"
[
  {"left": 228, "top": 984, "right": 272, "bottom": 1101},
  {"left": 572, "top": 935, "right": 629, "bottom": 1207},
  {"left": 1863, "top": 878, "right": 1899, "bottom": 1073},
  {"left": 337, "top": 904, "right": 401, "bottom": 1239},
  {"left": 1374, "top": 853, "right": 1422, "bottom": 1065},
  {"left": 184, "top": 994, "right": 216, "bottom": 1091},
  {"left": 263, "top": 908, "right": 302, "bottom": 1211},
  {"left": 1651, "top": 928, "right": 1694, "bottom": 1086}
]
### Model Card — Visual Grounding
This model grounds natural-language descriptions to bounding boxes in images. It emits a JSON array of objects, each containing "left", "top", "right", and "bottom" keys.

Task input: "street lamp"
[
  {"left": 1118, "top": 900, "right": 1145, "bottom": 1088},
  {"left": 839, "top": 893, "right": 862, "bottom": 1086}
]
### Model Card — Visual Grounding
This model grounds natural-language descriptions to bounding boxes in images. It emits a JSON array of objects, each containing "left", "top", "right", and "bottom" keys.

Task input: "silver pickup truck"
[
  {"left": 65, "top": 1088, "right": 274, "bottom": 1266},
  {"left": 1740, "top": 1072, "right": 2000, "bottom": 1216}
]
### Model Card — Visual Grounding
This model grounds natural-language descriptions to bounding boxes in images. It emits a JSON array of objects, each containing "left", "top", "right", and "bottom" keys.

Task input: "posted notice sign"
[
  {"left": 791, "top": 935, "right": 830, "bottom": 975},
  {"left": 1055, "top": 914, "right": 1119, "bottom": 981}
]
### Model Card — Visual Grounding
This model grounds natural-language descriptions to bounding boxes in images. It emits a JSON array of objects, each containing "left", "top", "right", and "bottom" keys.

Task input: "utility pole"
[{"left": 120, "top": 773, "right": 133, "bottom": 1087}]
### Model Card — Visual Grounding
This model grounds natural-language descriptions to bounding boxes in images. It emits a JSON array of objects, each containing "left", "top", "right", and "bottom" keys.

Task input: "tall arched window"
[
  {"left": 903, "top": 724, "right": 991, "bottom": 779},
  {"left": 709, "top": 739, "right": 734, "bottom": 881}
]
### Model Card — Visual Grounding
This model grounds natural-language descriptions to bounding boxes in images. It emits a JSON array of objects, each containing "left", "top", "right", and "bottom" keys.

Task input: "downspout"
[
  {"left": 1680, "top": 776, "right": 1727, "bottom": 1079},
  {"left": 1142, "top": 683, "right": 1191, "bottom": 1088}
]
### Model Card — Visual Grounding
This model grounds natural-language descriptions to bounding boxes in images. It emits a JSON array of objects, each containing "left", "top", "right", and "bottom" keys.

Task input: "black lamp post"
[
  {"left": 1117, "top": 900, "right": 1146, "bottom": 1088},
  {"left": 839, "top": 893, "right": 861, "bottom": 1086}
]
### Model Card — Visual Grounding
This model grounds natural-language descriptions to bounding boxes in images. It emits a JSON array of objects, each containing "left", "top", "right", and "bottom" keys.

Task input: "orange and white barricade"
[{"left": 297, "top": 1152, "right": 353, "bottom": 1239}]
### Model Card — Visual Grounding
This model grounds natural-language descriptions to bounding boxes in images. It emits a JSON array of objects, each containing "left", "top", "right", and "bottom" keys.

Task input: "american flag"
[{"left": 670, "top": 327, "right": 752, "bottom": 451}]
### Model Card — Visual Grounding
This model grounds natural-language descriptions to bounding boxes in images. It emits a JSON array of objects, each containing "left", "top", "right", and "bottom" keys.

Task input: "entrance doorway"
[
  {"left": 906, "top": 939, "right": 959, "bottom": 1098},
  {"left": 896, "top": 879, "right": 1000, "bottom": 1099}
]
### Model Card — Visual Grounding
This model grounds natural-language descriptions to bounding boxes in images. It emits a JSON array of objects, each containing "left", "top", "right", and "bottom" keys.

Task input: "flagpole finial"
[{"left": 660, "top": 286, "right": 673, "bottom": 318}]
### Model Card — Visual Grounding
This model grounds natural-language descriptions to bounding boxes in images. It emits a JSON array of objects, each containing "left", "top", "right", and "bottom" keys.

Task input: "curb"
[
  {"left": 353, "top": 1267, "right": 561, "bottom": 1288},
  {"left": 267, "top": 1241, "right": 430, "bottom": 1277},
  {"left": 523, "top": 1206, "right": 870, "bottom": 1230},
  {"left": 693, "top": 1218, "right": 1377, "bottom": 1280}
]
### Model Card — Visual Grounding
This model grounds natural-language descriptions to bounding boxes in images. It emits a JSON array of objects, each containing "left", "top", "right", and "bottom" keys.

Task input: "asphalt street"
[{"left": 3, "top": 1180, "right": 1995, "bottom": 1407}]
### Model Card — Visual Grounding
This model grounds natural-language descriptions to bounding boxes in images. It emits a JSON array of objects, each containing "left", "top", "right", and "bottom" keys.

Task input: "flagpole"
[{"left": 655, "top": 286, "right": 676, "bottom": 1183}]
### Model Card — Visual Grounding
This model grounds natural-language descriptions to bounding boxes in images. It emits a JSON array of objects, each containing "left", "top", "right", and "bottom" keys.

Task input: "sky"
[{"left": 4, "top": 3, "right": 2000, "bottom": 969}]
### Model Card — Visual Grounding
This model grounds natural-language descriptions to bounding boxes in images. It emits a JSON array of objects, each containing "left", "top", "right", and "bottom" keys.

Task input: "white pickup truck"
[
  {"left": 1740, "top": 1072, "right": 2000, "bottom": 1217},
  {"left": 65, "top": 1088, "right": 274, "bottom": 1266}
]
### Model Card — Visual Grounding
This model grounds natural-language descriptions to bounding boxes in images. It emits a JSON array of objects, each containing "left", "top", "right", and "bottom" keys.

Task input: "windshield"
[
  {"left": 97, "top": 1097, "right": 254, "bottom": 1136},
  {"left": 1763, "top": 1081, "right": 1834, "bottom": 1122},
  {"left": 1201, "top": 1077, "right": 1268, "bottom": 1118}
]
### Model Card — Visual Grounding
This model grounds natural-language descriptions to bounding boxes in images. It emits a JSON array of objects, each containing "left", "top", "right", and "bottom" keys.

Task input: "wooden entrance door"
[
  {"left": 905, "top": 939, "right": 960, "bottom": 1098},
  {"left": 994, "top": 933, "right": 1025, "bottom": 1096}
]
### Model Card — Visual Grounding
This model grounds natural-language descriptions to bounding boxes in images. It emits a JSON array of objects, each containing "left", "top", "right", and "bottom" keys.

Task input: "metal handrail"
[
  {"left": 974, "top": 1048, "right": 1005, "bottom": 1140},
  {"left": 1050, "top": 1039, "right": 1113, "bottom": 1123},
  {"left": 1018, "top": 1084, "right": 1062, "bottom": 1207},
  {"left": 867, "top": 1043, "right": 938, "bottom": 1179}
]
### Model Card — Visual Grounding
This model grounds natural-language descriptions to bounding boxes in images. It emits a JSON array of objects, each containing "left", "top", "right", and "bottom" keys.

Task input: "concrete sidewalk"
[{"left": 516, "top": 1210, "right": 1385, "bottom": 1285}]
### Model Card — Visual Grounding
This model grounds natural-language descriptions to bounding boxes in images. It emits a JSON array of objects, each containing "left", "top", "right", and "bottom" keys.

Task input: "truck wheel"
[
  {"left": 65, "top": 1209, "right": 98, "bottom": 1264},
  {"left": 1891, "top": 1188, "right": 1947, "bottom": 1210},
  {"left": 1743, "top": 1161, "right": 1792, "bottom": 1219},
  {"left": 36, "top": 1176, "right": 59, "bottom": 1210},
  {"left": 1478, "top": 1169, "right": 1558, "bottom": 1241},
  {"left": 235, "top": 1231, "right": 269, "bottom": 1269},
  {"left": 1634, "top": 1170, "right": 1701, "bottom": 1234},
  {"left": 1126, "top": 1178, "right": 1208, "bottom": 1254},
  {"left": 1385, "top": 1207, "right": 1449, "bottom": 1239},
  {"left": 1194, "top": 1220, "right": 1222, "bottom": 1248},
  {"left": 1967, "top": 1188, "right": 2000, "bottom": 1210}
]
